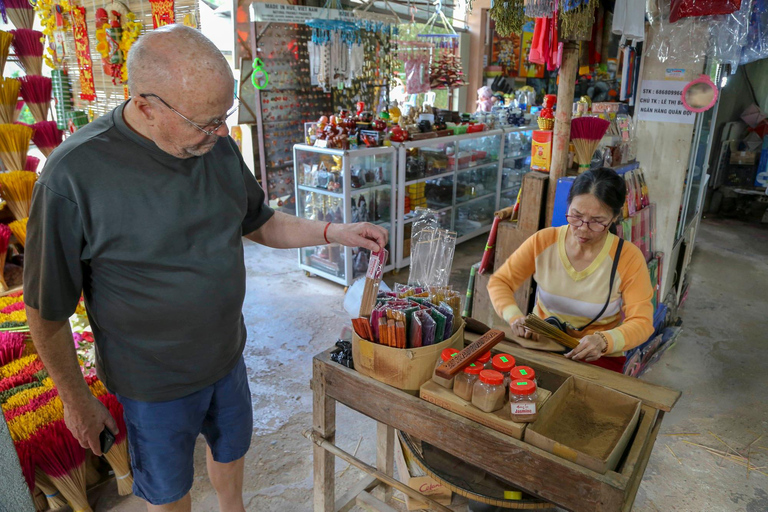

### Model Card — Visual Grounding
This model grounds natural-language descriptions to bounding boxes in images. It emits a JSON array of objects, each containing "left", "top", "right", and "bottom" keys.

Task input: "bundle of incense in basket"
[
  {"left": 351, "top": 317, "right": 373, "bottom": 341},
  {"left": 523, "top": 314, "right": 580, "bottom": 350},
  {"left": 358, "top": 248, "right": 388, "bottom": 318}
]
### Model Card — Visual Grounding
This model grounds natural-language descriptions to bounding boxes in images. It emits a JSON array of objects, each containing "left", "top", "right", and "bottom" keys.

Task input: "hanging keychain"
[{"left": 251, "top": 58, "right": 269, "bottom": 89}]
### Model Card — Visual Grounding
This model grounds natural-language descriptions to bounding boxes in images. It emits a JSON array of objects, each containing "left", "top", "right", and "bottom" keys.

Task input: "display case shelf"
[
  {"left": 404, "top": 170, "right": 456, "bottom": 187},
  {"left": 294, "top": 144, "right": 396, "bottom": 286}
]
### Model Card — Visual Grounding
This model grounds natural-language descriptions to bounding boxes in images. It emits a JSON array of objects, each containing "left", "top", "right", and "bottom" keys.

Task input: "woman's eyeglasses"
[
  {"left": 565, "top": 215, "right": 611, "bottom": 232},
  {"left": 139, "top": 93, "right": 239, "bottom": 136}
]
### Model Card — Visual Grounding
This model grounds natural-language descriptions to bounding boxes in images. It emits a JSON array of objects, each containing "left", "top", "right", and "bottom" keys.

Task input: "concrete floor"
[{"left": 92, "top": 217, "right": 767, "bottom": 512}]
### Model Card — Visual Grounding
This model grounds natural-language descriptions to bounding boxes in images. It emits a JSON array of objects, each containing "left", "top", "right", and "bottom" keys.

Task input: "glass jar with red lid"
[
  {"left": 472, "top": 370, "right": 506, "bottom": 413},
  {"left": 433, "top": 348, "right": 460, "bottom": 389},
  {"left": 453, "top": 362, "right": 484, "bottom": 401},
  {"left": 509, "top": 379, "right": 538, "bottom": 422}
]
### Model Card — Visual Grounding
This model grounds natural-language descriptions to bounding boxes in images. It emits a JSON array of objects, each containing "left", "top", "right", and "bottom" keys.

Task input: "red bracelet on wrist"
[{"left": 324, "top": 222, "right": 332, "bottom": 244}]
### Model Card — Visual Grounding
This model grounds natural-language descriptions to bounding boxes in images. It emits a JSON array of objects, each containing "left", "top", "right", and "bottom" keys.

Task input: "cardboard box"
[
  {"left": 419, "top": 380, "right": 552, "bottom": 440},
  {"left": 524, "top": 376, "right": 641, "bottom": 474},
  {"left": 393, "top": 434, "right": 452, "bottom": 510},
  {"left": 730, "top": 150, "right": 758, "bottom": 166},
  {"left": 351, "top": 319, "right": 465, "bottom": 395}
]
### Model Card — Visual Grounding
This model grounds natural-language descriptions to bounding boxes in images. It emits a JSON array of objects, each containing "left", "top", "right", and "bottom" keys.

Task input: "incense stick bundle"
[
  {"left": 571, "top": 117, "right": 610, "bottom": 171},
  {"left": 0, "top": 124, "right": 33, "bottom": 171},
  {"left": 10, "top": 29, "right": 44, "bottom": 76},
  {"left": 5, "top": 0, "right": 35, "bottom": 29},
  {"left": 9, "top": 218, "right": 27, "bottom": 246},
  {"left": 0, "top": 77, "right": 20, "bottom": 124},
  {"left": 32, "top": 486, "right": 47, "bottom": 511},
  {"left": 0, "top": 171, "right": 36, "bottom": 219},
  {"left": 31, "top": 121, "right": 62, "bottom": 157},
  {"left": 0, "top": 223, "right": 10, "bottom": 291},
  {"left": 14, "top": 100, "right": 23, "bottom": 122},
  {"left": 35, "top": 421, "right": 93, "bottom": 512},
  {"left": 25, "top": 155, "right": 39, "bottom": 173},
  {"left": 523, "top": 314, "right": 581, "bottom": 350},
  {"left": 359, "top": 249, "right": 388, "bottom": 318},
  {"left": 34, "top": 469, "right": 68, "bottom": 510},
  {"left": 98, "top": 393, "right": 134, "bottom": 495},
  {"left": 0, "top": 330, "right": 25, "bottom": 364},
  {"left": 0, "top": 30, "right": 12, "bottom": 76},
  {"left": 19, "top": 76, "right": 51, "bottom": 124}
]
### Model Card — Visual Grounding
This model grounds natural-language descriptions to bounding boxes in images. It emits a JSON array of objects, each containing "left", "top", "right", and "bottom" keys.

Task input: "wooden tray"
[{"left": 420, "top": 380, "right": 552, "bottom": 440}]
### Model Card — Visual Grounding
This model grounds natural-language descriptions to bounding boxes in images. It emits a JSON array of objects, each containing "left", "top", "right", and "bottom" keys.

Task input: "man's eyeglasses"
[
  {"left": 139, "top": 93, "right": 239, "bottom": 136},
  {"left": 565, "top": 215, "right": 611, "bottom": 232}
]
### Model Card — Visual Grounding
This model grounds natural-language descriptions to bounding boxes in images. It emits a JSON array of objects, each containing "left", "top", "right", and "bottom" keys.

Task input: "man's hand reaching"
[{"left": 328, "top": 222, "right": 389, "bottom": 253}]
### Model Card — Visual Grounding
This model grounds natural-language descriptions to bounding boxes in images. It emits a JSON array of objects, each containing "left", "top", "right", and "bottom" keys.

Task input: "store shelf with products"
[
  {"left": 294, "top": 145, "right": 396, "bottom": 286},
  {"left": 395, "top": 129, "right": 505, "bottom": 269}
]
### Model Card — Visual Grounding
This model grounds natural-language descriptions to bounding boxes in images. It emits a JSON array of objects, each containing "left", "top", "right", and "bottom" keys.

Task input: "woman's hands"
[
  {"left": 565, "top": 334, "right": 607, "bottom": 362},
  {"left": 510, "top": 317, "right": 539, "bottom": 340}
]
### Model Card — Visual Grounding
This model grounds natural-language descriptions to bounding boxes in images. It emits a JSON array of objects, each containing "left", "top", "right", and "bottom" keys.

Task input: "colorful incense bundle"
[
  {"left": 98, "top": 393, "right": 134, "bottom": 495},
  {"left": 359, "top": 248, "right": 388, "bottom": 318},
  {"left": 0, "top": 223, "right": 10, "bottom": 291},
  {"left": 0, "top": 171, "right": 36, "bottom": 219},
  {"left": 5, "top": 0, "right": 35, "bottom": 29},
  {"left": 34, "top": 469, "right": 68, "bottom": 510},
  {"left": 522, "top": 314, "right": 580, "bottom": 349},
  {"left": 35, "top": 420, "right": 93, "bottom": 512},
  {"left": 14, "top": 100, "right": 23, "bottom": 122},
  {"left": 0, "top": 77, "right": 20, "bottom": 124},
  {"left": 0, "top": 124, "right": 33, "bottom": 171},
  {"left": 10, "top": 29, "right": 44, "bottom": 76},
  {"left": 0, "top": 330, "right": 25, "bottom": 365},
  {"left": 19, "top": 76, "right": 51, "bottom": 124},
  {"left": 571, "top": 116, "right": 610, "bottom": 171},
  {"left": 0, "top": 30, "right": 12, "bottom": 75},
  {"left": 25, "top": 155, "right": 39, "bottom": 172},
  {"left": 31, "top": 121, "right": 62, "bottom": 157},
  {"left": 9, "top": 217, "right": 27, "bottom": 246}
]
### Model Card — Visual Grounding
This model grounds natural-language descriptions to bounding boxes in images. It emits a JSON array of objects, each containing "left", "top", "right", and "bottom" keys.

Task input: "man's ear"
[{"left": 132, "top": 96, "right": 156, "bottom": 124}]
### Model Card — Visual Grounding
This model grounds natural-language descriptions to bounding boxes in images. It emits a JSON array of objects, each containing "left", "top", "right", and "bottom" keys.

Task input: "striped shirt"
[{"left": 487, "top": 226, "right": 654, "bottom": 355}]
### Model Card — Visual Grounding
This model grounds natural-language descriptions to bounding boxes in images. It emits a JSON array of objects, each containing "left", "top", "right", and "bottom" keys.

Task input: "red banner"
[
  {"left": 149, "top": 0, "right": 175, "bottom": 29},
  {"left": 71, "top": 6, "right": 96, "bottom": 101}
]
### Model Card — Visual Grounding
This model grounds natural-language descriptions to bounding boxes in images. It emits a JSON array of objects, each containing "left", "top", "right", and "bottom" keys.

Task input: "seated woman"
[{"left": 488, "top": 168, "right": 654, "bottom": 372}]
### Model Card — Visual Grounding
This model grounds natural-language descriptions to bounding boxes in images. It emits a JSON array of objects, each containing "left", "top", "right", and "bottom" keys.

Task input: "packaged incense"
[
  {"left": 418, "top": 310, "right": 437, "bottom": 346},
  {"left": 410, "top": 313, "right": 423, "bottom": 348},
  {"left": 429, "top": 308, "right": 447, "bottom": 343},
  {"left": 395, "top": 321, "right": 406, "bottom": 349},
  {"left": 437, "top": 302, "right": 455, "bottom": 339},
  {"left": 378, "top": 316, "right": 388, "bottom": 346},
  {"left": 359, "top": 248, "right": 388, "bottom": 318},
  {"left": 387, "top": 319, "right": 396, "bottom": 348}
]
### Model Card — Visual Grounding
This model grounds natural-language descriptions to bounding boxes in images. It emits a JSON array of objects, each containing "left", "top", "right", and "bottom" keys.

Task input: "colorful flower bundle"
[{"left": 0, "top": 299, "right": 133, "bottom": 509}]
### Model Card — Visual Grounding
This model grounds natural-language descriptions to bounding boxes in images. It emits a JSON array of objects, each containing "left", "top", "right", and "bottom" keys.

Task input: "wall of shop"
[
  {"left": 635, "top": 23, "right": 708, "bottom": 301},
  {"left": 466, "top": 0, "right": 491, "bottom": 112}
]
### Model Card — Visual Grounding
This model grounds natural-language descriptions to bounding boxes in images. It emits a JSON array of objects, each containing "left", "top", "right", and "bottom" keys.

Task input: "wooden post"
[
  {"left": 546, "top": 42, "right": 580, "bottom": 226},
  {"left": 374, "top": 423, "right": 395, "bottom": 503},
  {"left": 312, "top": 359, "right": 337, "bottom": 512}
]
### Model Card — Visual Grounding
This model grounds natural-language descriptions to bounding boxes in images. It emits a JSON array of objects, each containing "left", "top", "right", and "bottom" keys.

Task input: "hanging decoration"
[
  {"left": 94, "top": 1, "right": 140, "bottom": 86},
  {"left": 489, "top": 0, "right": 526, "bottom": 37},
  {"left": 70, "top": 6, "right": 96, "bottom": 101},
  {"left": 559, "top": 0, "right": 598, "bottom": 41},
  {"left": 399, "top": 41, "right": 432, "bottom": 95},
  {"left": 307, "top": 0, "right": 364, "bottom": 93},
  {"left": 524, "top": 0, "right": 556, "bottom": 18},
  {"left": 148, "top": 0, "right": 174, "bottom": 29},
  {"left": 34, "top": 0, "right": 72, "bottom": 70},
  {"left": 418, "top": 0, "right": 465, "bottom": 91}
]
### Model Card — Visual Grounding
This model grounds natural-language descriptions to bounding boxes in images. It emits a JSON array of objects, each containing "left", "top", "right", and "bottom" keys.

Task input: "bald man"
[{"left": 23, "top": 25, "right": 387, "bottom": 512}]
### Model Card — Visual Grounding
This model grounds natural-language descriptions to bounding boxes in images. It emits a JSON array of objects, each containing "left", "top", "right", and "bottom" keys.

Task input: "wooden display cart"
[{"left": 308, "top": 342, "right": 680, "bottom": 511}]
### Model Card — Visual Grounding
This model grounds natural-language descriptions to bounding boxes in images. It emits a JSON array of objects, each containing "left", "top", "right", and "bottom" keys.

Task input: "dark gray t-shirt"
[{"left": 23, "top": 101, "right": 274, "bottom": 402}]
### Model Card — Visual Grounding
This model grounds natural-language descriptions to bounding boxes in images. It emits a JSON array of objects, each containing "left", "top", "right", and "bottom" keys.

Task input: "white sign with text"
[{"left": 637, "top": 80, "right": 696, "bottom": 124}]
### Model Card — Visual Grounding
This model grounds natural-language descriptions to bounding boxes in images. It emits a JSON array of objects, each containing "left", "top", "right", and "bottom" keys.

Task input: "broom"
[
  {"left": 19, "top": 76, "right": 51, "bottom": 124},
  {"left": 0, "top": 77, "right": 20, "bottom": 124},
  {"left": 34, "top": 420, "right": 93, "bottom": 512},
  {"left": 0, "top": 124, "right": 34, "bottom": 171},
  {"left": 523, "top": 314, "right": 581, "bottom": 350},
  {"left": 0, "top": 30, "right": 12, "bottom": 75},
  {"left": 0, "top": 171, "right": 36, "bottom": 219},
  {"left": 31, "top": 121, "right": 62, "bottom": 157},
  {"left": 35, "top": 468, "right": 68, "bottom": 510},
  {"left": 98, "top": 393, "right": 134, "bottom": 495},
  {"left": 10, "top": 29, "right": 44, "bottom": 77},
  {"left": 9, "top": 218, "right": 27, "bottom": 246},
  {"left": 5, "top": 0, "right": 34, "bottom": 29},
  {"left": 570, "top": 116, "right": 610, "bottom": 172},
  {"left": 0, "top": 330, "right": 25, "bottom": 365}
]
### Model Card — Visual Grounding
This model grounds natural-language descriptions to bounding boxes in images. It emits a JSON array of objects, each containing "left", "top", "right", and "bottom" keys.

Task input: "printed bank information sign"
[{"left": 637, "top": 80, "right": 695, "bottom": 125}]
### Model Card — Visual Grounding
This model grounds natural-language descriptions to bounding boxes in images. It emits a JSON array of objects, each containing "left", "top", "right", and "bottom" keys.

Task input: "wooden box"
[
  {"left": 351, "top": 319, "right": 465, "bottom": 396},
  {"left": 393, "top": 431, "right": 452, "bottom": 510},
  {"left": 419, "top": 380, "right": 552, "bottom": 440},
  {"left": 524, "top": 376, "right": 642, "bottom": 474}
]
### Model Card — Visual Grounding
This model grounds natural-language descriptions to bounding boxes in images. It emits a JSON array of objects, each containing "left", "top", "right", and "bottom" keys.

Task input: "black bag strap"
[{"left": 577, "top": 238, "right": 624, "bottom": 332}]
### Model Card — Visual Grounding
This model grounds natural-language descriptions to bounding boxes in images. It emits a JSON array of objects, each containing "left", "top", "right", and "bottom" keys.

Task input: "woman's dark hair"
[{"left": 567, "top": 167, "right": 626, "bottom": 233}]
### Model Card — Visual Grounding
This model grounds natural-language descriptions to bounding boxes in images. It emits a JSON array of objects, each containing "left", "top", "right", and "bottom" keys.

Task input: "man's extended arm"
[
  {"left": 245, "top": 211, "right": 388, "bottom": 252},
  {"left": 26, "top": 306, "right": 117, "bottom": 456}
]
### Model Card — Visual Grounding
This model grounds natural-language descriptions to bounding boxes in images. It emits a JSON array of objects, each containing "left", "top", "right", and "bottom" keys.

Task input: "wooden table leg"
[
  {"left": 375, "top": 422, "right": 395, "bottom": 503},
  {"left": 313, "top": 359, "right": 337, "bottom": 512}
]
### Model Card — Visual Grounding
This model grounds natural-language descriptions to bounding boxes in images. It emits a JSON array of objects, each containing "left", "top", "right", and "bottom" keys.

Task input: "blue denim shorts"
[{"left": 115, "top": 356, "right": 253, "bottom": 506}]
